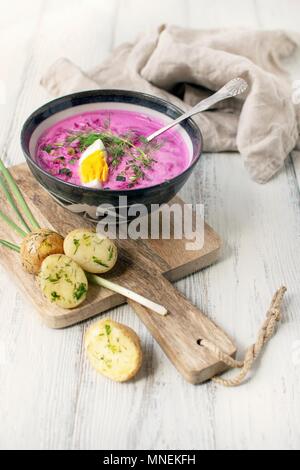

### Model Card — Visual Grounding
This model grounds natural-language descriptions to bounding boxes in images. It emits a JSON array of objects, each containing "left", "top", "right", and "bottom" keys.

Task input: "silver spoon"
[{"left": 145, "top": 77, "right": 248, "bottom": 142}]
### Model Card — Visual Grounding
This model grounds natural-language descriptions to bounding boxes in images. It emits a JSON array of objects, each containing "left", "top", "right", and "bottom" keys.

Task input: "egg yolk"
[{"left": 80, "top": 150, "right": 109, "bottom": 184}]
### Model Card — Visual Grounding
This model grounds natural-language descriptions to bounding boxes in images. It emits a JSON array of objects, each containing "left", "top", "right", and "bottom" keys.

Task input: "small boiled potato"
[
  {"left": 64, "top": 228, "right": 118, "bottom": 274},
  {"left": 20, "top": 229, "right": 64, "bottom": 274},
  {"left": 39, "top": 254, "right": 88, "bottom": 309},
  {"left": 85, "top": 318, "right": 143, "bottom": 382}
]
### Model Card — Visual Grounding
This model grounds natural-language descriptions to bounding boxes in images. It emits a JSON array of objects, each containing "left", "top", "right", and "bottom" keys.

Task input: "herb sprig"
[{"left": 75, "top": 131, "right": 158, "bottom": 187}]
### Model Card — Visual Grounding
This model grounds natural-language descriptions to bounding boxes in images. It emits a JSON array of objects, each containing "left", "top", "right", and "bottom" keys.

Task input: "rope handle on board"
[{"left": 201, "top": 286, "right": 287, "bottom": 387}]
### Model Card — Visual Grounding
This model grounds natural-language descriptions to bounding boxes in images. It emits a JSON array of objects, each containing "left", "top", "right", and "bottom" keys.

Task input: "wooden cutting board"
[{"left": 0, "top": 163, "right": 236, "bottom": 383}]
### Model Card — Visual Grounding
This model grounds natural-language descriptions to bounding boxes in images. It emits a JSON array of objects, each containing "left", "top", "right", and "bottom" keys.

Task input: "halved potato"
[
  {"left": 85, "top": 318, "right": 143, "bottom": 382},
  {"left": 20, "top": 229, "right": 64, "bottom": 274},
  {"left": 63, "top": 228, "right": 118, "bottom": 274},
  {"left": 38, "top": 254, "right": 88, "bottom": 309}
]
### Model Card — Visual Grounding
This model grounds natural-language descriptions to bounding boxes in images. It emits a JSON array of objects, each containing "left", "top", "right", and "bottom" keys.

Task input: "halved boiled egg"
[{"left": 79, "top": 139, "right": 109, "bottom": 189}]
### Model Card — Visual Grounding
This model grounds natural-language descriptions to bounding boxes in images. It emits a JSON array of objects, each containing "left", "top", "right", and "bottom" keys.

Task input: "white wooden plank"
[
  {"left": 0, "top": 0, "right": 44, "bottom": 157},
  {"left": 67, "top": 0, "right": 197, "bottom": 450},
  {"left": 1, "top": 0, "right": 300, "bottom": 451},
  {"left": 114, "top": 0, "right": 189, "bottom": 46},
  {"left": 181, "top": 153, "right": 300, "bottom": 450},
  {"left": 254, "top": 0, "right": 300, "bottom": 29},
  {"left": 70, "top": 0, "right": 300, "bottom": 451},
  {"left": 179, "top": 0, "right": 300, "bottom": 451},
  {"left": 0, "top": 0, "right": 118, "bottom": 450},
  {"left": 68, "top": 0, "right": 222, "bottom": 452},
  {"left": 5, "top": 0, "right": 119, "bottom": 167},
  {"left": 188, "top": 0, "right": 257, "bottom": 28}
]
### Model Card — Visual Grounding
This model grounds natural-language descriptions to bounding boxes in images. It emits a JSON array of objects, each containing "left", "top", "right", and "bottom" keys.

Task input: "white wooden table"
[{"left": 0, "top": 0, "right": 300, "bottom": 451}]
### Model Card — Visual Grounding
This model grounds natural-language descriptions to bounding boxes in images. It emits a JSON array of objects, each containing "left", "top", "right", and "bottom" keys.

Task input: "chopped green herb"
[
  {"left": 51, "top": 291, "right": 60, "bottom": 302},
  {"left": 108, "top": 343, "right": 120, "bottom": 354},
  {"left": 92, "top": 256, "right": 109, "bottom": 268},
  {"left": 61, "top": 128, "right": 161, "bottom": 188},
  {"left": 46, "top": 272, "right": 62, "bottom": 283},
  {"left": 105, "top": 324, "right": 111, "bottom": 336},
  {"left": 73, "top": 283, "right": 87, "bottom": 301},
  {"left": 64, "top": 274, "right": 72, "bottom": 284},
  {"left": 43, "top": 145, "right": 52, "bottom": 153},
  {"left": 79, "top": 133, "right": 104, "bottom": 151},
  {"left": 66, "top": 135, "right": 78, "bottom": 144},
  {"left": 107, "top": 245, "right": 114, "bottom": 261},
  {"left": 73, "top": 238, "right": 80, "bottom": 254},
  {"left": 82, "top": 234, "right": 91, "bottom": 245},
  {"left": 116, "top": 175, "right": 126, "bottom": 182},
  {"left": 77, "top": 132, "right": 154, "bottom": 183},
  {"left": 59, "top": 168, "right": 72, "bottom": 177}
]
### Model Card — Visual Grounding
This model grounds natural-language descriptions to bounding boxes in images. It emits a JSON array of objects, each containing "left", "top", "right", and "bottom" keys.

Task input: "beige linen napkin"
[{"left": 41, "top": 26, "right": 300, "bottom": 183}]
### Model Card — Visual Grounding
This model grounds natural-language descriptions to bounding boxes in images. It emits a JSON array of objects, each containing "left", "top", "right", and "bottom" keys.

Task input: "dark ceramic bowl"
[{"left": 21, "top": 90, "right": 202, "bottom": 222}]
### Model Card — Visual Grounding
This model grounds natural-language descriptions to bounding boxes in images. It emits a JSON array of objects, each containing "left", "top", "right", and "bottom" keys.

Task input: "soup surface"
[{"left": 36, "top": 109, "right": 191, "bottom": 190}]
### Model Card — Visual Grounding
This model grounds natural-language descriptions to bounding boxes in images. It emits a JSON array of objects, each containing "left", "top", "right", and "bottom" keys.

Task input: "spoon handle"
[{"left": 146, "top": 77, "right": 248, "bottom": 142}]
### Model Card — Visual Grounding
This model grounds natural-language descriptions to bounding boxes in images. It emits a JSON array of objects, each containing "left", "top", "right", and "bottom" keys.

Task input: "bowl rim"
[{"left": 21, "top": 89, "right": 203, "bottom": 195}]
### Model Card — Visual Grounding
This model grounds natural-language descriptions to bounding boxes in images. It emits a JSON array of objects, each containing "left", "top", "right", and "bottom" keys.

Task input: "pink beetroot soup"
[{"left": 36, "top": 109, "right": 191, "bottom": 190}]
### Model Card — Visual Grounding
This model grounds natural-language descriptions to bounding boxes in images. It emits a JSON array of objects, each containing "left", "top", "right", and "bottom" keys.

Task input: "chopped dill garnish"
[
  {"left": 46, "top": 272, "right": 62, "bottom": 283},
  {"left": 116, "top": 174, "right": 126, "bottom": 181},
  {"left": 73, "top": 283, "right": 87, "bottom": 300},
  {"left": 73, "top": 130, "right": 158, "bottom": 187},
  {"left": 108, "top": 343, "right": 120, "bottom": 354},
  {"left": 66, "top": 135, "right": 79, "bottom": 144},
  {"left": 92, "top": 256, "right": 109, "bottom": 268},
  {"left": 107, "top": 246, "right": 114, "bottom": 261},
  {"left": 43, "top": 145, "right": 52, "bottom": 153},
  {"left": 59, "top": 168, "right": 72, "bottom": 177},
  {"left": 105, "top": 324, "right": 111, "bottom": 336},
  {"left": 73, "top": 238, "right": 80, "bottom": 254},
  {"left": 51, "top": 291, "right": 60, "bottom": 301},
  {"left": 64, "top": 273, "right": 73, "bottom": 284}
]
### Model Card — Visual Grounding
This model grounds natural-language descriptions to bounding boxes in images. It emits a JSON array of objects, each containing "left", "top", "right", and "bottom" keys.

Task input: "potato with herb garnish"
[
  {"left": 85, "top": 318, "right": 143, "bottom": 382},
  {"left": 20, "top": 229, "right": 64, "bottom": 274},
  {"left": 38, "top": 254, "right": 88, "bottom": 309},
  {"left": 63, "top": 228, "right": 118, "bottom": 274}
]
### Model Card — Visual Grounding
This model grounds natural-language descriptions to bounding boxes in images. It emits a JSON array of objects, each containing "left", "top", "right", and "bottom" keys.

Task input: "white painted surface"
[{"left": 0, "top": 0, "right": 300, "bottom": 450}]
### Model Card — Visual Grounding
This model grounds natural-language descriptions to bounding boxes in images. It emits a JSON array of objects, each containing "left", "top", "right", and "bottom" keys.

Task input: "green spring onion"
[
  {"left": 0, "top": 210, "right": 27, "bottom": 238},
  {"left": 0, "top": 239, "right": 20, "bottom": 253},
  {"left": 0, "top": 157, "right": 40, "bottom": 230},
  {"left": 0, "top": 174, "right": 31, "bottom": 233}
]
